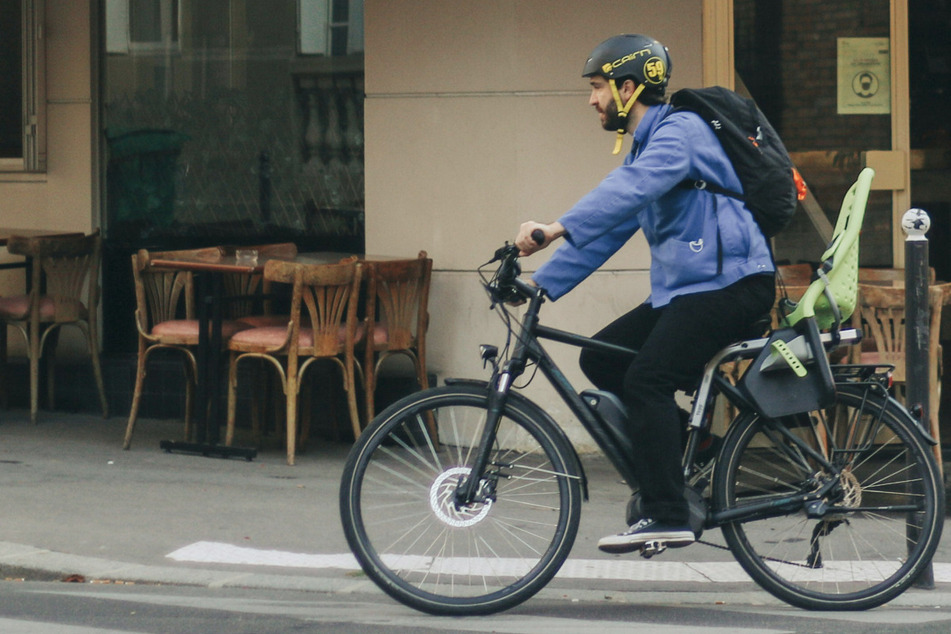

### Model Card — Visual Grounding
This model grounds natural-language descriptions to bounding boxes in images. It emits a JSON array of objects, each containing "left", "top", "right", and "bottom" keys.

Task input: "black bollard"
[{"left": 903, "top": 208, "right": 935, "bottom": 590}]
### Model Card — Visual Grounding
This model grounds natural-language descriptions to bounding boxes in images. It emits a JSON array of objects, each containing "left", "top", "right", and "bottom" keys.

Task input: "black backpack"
[{"left": 669, "top": 86, "right": 805, "bottom": 238}]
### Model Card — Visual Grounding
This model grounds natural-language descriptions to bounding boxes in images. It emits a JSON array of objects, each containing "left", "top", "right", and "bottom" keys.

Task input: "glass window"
[
  {"left": 103, "top": 0, "right": 364, "bottom": 247},
  {"left": 0, "top": 0, "right": 23, "bottom": 161},
  {"left": 130, "top": 0, "right": 179, "bottom": 46},
  {"left": 299, "top": 0, "right": 363, "bottom": 55},
  {"left": 106, "top": 0, "right": 180, "bottom": 53},
  {"left": 102, "top": 0, "right": 365, "bottom": 354},
  {"left": 1, "top": 0, "right": 44, "bottom": 171}
]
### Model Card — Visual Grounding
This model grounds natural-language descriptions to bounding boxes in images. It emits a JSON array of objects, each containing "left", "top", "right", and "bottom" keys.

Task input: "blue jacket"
[{"left": 533, "top": 103, "right": 774, "bottom": 305}]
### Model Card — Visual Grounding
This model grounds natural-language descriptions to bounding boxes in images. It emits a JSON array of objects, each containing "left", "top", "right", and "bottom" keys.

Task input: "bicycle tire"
[
  {"left": 339, "top": 385, "right": 583, "bottom": 615},
  {"left": 713, "top": 383, "right": 944, "bottom": 610}
]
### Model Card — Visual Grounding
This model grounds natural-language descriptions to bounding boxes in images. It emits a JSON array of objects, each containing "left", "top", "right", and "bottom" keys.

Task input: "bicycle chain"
[{"left": 698, "top": 534, "right": 831, "bottom": 570}]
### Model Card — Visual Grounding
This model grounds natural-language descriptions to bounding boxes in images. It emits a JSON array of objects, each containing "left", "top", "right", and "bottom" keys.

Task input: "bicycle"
[{"left": 339, "top": 239, "right": 944, "bottom": 616}]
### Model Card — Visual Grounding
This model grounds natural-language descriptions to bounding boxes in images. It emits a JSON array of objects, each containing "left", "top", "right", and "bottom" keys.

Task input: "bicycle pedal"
[{"left": 639, "top": 540, "right": 667, "bottom": 558}]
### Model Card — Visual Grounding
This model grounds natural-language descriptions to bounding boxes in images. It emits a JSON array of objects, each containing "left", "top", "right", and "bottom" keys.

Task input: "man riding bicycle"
[{"left": 515, "top": 34, "right": 776, "bottom": 553}]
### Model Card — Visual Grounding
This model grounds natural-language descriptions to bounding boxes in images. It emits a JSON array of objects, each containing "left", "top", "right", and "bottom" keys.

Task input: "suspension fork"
[{"left": 455, "top": 289, "right": 545, "bottom": 506}]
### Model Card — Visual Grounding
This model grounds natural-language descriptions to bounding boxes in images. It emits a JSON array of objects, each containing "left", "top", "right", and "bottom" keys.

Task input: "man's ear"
[{"left": 620, "top": 78, "right": 639, "bottom": 99}]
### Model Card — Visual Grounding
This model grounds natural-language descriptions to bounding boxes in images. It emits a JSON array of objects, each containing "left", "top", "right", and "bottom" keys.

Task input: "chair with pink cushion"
[
  {"left": 220, "top": 242, "right": 298, "bottom": 327},
  {"left": 217, "top": 242, "right": 299, "bottom": 436},
  {"left": 225, "top": 258, "right": 363, "bottom": 465},
  {"left": 122, "top": 247, "right": 251, "bottom": 449},
  {"left": 361, "top": 252, "right": 433, "bottom": 439},
  {"left": 0, "top": 230, "right": 108, "bottom": 424}
]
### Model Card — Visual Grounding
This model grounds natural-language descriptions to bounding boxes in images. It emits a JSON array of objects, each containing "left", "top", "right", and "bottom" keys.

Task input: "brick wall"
[{"left": 735, "top": 0, "right": 894, "bottom": 266}]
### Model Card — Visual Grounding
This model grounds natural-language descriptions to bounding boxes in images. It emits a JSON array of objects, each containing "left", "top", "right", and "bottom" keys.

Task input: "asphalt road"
[{"left": 2, "top": 581, "right": 951, "bottom": 633}]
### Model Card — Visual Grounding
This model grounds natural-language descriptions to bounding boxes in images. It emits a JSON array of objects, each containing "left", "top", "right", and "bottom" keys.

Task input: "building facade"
[{"left": 1, "top": 1, "right": 947, "bottom": 448}]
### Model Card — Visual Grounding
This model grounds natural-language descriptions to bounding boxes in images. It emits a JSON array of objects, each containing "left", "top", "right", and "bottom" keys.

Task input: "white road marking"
[
  {"left": 0, "top": 618, "right": 133, "bottom": 634},
  {"left": 166, "top": 541, "right": 951, "bottom": 583},
  {"left": 167, "top": 541, "right": 361, "bottom": 570}
]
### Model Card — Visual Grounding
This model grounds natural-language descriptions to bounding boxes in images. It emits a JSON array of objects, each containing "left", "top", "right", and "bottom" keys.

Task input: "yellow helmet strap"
[{"left": 609, "top": 79, "right": 645, "bottom": 155}]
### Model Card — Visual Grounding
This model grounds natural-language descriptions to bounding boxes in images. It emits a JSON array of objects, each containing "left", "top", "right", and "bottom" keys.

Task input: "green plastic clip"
[{"left": 769, "top": 340, "right": 808, "bottom": 378}]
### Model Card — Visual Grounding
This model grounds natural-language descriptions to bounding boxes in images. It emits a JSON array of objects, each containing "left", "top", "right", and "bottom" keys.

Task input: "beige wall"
[
  {"left": 0, "top": 1, "right": 96, "bottom": 356},
  {"left": 0, "top": 1, "right": 96, "bottom": 233},
  {"left": 364, "top": 0, "right": 704, "bottom": 448}
]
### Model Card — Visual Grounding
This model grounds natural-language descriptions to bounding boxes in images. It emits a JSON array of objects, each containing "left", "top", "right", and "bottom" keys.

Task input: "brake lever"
[{"left": 491, "top": 243, "right": 517, "bottom": 263}]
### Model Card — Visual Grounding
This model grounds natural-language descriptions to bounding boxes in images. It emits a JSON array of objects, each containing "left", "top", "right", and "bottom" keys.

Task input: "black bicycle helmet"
[
  {"left": 582, "top": 34, "right": 672, "bottom": 92},
  {"left": 583, "top": 34, "right": 672, "bottom": 154}
]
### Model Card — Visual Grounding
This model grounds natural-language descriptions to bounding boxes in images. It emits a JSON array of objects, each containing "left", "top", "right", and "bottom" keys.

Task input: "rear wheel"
[
  {"left": 714, "top": 383, "right": 943, "bottom": 610},
  {"left": 339, "top": 385, "right": 583, "bottom": 615}
]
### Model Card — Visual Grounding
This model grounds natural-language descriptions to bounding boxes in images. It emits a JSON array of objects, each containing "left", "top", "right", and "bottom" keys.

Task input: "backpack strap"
[
  {"left": 678, "top": 178, "right": 744, "bottom": 202},
  {"left": 681, "top": 177, "right": 776, "bottom": 265},
  {"left": 669, "top": 102, "right": 746, "bottom": 203}
]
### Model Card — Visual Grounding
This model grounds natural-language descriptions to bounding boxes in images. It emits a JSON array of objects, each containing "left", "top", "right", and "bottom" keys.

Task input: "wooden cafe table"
[
  {"left": 148, "top": 247, "right": 385, "bottom": 459},
  {"left": 0, "top": 228, "right": 85, "bottom": 275},
  {"left": 0, "top": 228, "right": 85, "bottom": 246}
]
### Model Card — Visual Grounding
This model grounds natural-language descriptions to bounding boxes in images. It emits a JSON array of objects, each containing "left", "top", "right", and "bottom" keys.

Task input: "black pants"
[{"left": 579, "top": 274, "right": 775, "bottom": 524}]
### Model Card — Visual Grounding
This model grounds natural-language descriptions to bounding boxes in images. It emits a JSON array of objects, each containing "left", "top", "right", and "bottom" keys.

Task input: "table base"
[{"left": 160, "top": 440, "right": 257, "bottom": 461}]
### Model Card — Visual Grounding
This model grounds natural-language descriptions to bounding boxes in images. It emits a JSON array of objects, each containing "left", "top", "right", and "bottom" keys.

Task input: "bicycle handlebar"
[
  {"left": 481, "top": 227, "right": 548, "bottom": 304},
  {"left": 483, "top": 243, "right": 543, "bottom": 305}
]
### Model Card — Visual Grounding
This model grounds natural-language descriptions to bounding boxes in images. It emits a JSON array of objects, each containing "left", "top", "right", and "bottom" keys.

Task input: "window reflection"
[
  {"left": 130, "top": 0, "right": 179, "bottom": 47},
  {"left": 103, "top": 0, "right": 364, "bottom": 248}
]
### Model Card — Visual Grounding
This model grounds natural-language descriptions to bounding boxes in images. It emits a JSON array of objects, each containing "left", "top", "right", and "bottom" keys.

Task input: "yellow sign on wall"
[{"left": 837, "top": 37, "right": 890, "bottom": 115}]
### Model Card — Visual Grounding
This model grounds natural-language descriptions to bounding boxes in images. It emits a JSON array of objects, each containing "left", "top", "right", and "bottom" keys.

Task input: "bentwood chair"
[
  {"left": 216, "top": 242, "right": 299, "bottom": 437},
  {"left": 858, "top": 266, "right": 936, "bottom": 286},
  {"left": 362, "top": 252, "right": 433, "bottom": 435},
  {"left": 853, "top": 283, "right": 944, "bottom": 466},
  {"left": 225, "top": 258, "right": 363, "bottom": 465},
  {"left": 849, "top": 266, "right": 937, "bottom": 365},
  {"left": 776, "top": 262, "right": 813, "bottom": 286},
  {"left": 0, "top": 230, "right": 108, "bottom": 424},
  {"left": 220, "top": 242, "right": 298, "bottom": 325},
  {"left": 122, "top": 247, "right": 250, "bottom": 449}
]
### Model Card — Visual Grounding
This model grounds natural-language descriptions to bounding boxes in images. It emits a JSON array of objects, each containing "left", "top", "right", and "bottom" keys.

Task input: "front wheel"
[
  {"left": 339, "top": 385, "right": 583, "bottom": 616},
  {"left": 713, "top": 383, "right": 944, "bottom": 610}
]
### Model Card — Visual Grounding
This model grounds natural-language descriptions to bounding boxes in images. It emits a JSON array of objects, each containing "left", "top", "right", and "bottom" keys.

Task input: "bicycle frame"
[
  {"left": 456, "top": 281, "right": 640, "bottom": 503},
  {"left": 456, "top": 272, "right": 870, "bottom": 530}
]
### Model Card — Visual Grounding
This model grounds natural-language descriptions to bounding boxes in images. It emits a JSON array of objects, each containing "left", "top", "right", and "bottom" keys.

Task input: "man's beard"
[{"left": 600, "top": 100, "right": 625, "bottom": 132}]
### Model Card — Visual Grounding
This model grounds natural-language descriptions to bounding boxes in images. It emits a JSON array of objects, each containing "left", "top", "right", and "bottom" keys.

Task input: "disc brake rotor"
[{"left": 430, "top": 466, "right": 493, "bottom": 527}]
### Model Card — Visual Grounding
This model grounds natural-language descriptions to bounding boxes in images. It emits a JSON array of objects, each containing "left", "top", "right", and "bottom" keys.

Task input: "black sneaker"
[{"left": 597, "top": 518, "right": 695, "bottom": 554}]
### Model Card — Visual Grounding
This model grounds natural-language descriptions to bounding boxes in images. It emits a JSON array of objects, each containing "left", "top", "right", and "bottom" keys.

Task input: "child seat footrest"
[
  {"left": 768, "top": 340, "right": 808, "bottom": 377},
  {"left": 738, "top": 318, "right": 836, "bottom": 418}
]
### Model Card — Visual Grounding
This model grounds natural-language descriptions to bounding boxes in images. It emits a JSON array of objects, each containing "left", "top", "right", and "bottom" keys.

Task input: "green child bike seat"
[{"left": 781, "top": 167, "right": 875, "bottom": 331}]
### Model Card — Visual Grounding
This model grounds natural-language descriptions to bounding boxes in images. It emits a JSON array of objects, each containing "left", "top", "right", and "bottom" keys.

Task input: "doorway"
[
  {"left": 909, "top": 0, "right": 951, "bottom": 282},
  {"left": 733, "top": 0, "right": 895, "bottom": 268}
]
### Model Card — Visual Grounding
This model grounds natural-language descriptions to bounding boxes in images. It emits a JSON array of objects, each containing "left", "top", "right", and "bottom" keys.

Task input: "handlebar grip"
[{"left": 531, "top": 229, "right": 545, "bottom": 246}]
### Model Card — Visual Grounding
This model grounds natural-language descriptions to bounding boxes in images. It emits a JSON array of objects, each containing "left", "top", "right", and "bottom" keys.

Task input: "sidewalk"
[{"left": 1, "top": 409, "right": 950, "bottom": 608}]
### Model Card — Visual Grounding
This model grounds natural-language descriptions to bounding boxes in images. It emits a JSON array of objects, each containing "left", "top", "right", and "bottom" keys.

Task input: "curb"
[{"left": 3, "top": 541, "right": 951, "bottom": 609}]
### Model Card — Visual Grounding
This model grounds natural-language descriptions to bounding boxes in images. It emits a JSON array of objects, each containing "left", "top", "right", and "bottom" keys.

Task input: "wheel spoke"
[
  {"left": 714, "top": 384, "right": 942, "bottom": 610},
  {"left": 340, "top": 387, "right": 581, "bottom": 615}
]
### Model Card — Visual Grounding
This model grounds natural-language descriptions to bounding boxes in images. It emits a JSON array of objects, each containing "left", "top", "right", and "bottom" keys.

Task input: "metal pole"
[{"left": 902, "top": 208, "right": 935, "bottom": 589}]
